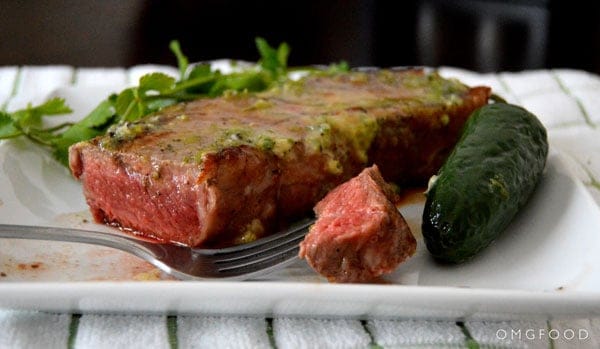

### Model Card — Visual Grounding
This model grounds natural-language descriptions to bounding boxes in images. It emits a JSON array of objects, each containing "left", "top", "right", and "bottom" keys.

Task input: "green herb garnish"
[
  {"left": 0, "top": 98, "right": 73, "bottom": 148},
  {"left": 0, "top": 37, "right": 292, "bottom": 166}
]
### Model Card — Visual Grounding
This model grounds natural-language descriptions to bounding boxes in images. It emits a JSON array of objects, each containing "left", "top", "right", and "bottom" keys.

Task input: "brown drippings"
[
  {"left": 0, "top": 272, "right": 6, "bottom": 277},
  {"left": 17, "top": 262, "right": 44, "bottom": 271},
  {"left": 396, "top": 187, "right": 427, "bottom": 207},
  {"left": 367, "top": 276, "right": 394, "bottom": 285}
]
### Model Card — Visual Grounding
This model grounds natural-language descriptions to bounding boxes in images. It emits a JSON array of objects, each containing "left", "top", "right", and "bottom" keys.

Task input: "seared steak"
[
  {"left": 69, "top": 69, "right": 490, "bottom": 247},
  {"left": 299, "top": 165, "right": 416, "bottom": 282}
]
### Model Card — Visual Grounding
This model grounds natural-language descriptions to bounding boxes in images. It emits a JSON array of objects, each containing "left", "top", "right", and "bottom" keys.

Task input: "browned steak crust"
[{"left": 69, "top": 69, "right": 491, "bottom": 247}]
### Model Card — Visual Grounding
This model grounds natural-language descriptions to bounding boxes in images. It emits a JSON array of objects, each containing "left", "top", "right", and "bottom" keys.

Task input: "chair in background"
[{"left": 415, "top": 0, "right": 549, "bottom": 72}]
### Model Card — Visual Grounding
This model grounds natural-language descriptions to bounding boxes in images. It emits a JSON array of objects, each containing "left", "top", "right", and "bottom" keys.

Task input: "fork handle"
[{"left": 0, "top": 224, "right": 164, "bottom": 261}]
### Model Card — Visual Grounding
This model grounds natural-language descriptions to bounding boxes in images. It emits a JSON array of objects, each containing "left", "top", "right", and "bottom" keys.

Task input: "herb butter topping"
[{"left": 99, "top": 70, "right": 469, "bottom": 171}]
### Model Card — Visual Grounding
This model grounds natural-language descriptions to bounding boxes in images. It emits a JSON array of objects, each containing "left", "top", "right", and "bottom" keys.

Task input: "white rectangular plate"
[{"left": 1, "top": 85, "right": 600, "bottom": 319}]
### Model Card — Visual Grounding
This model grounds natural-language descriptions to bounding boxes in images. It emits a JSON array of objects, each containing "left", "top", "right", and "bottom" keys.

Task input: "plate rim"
[{"left": 1, "top": 280, "right": 600, "bottom": 319}]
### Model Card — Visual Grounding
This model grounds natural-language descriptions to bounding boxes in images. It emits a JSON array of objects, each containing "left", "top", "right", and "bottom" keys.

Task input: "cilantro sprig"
[
  {"left": 0, "top": 37, "right": 348, "bottom": 167},
  {"left": 0, "top": 98, "right": 73, "bottom": 147}
]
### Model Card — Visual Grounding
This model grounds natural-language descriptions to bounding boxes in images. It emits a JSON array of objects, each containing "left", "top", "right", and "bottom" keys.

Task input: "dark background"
[{"left": 1, "top": 0, "right": 599, "bottom": 73}]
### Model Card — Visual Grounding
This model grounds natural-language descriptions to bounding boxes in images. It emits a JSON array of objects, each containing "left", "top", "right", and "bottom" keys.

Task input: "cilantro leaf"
[
  {"left": 115, "top": 88, "right": 147, "bottom": 122},
  {"left": 139, "top": 73, "right": 176, "bottom": 94},
  {"left": 255, "top": 37, "right": 290, "bottom": 79},
  {"left": 32, "top": 98, "right": 72, "bottom": 116},
  {"left": 0, "top": 97, "right": 74, "bottom": 158},
  {"left": 169, "top": 40, "right": 189, "bottom": 81},
  {"left": 208, "top": 72, "right": 269, "bottom": 96},
  {"left": 146, "top": 98, "right": 178, "bottom": 111},
  {"left": 188, "top": 63, "right": 212, "bottom": 80},
  {"left": 0, "top": 111, "right": 21, "bottom": 138},
  {"left": 276, "top": 42, "right": 290, "bottom": 70},
  {"left": 51, "top": 99, "right": 116, "bottom": 165},
  {"left": 7, "top": 98, "right": 72, "bottom": 132},
  {"left": 328, "top": 60, "right": 350, "bottom": 73},
  {"left": 60, "top": 99, "right": 115, "bottom": 139}
]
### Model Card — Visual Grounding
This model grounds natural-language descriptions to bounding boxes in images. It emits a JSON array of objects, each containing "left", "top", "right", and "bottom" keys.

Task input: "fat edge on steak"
[{"left": 69, "top": 69, "right": 491, "bottom": 247}]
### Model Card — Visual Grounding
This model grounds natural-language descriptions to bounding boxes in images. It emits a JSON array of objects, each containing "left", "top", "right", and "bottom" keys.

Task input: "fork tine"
[
  {"left": 214, "top": 243, "right": 302, "bottom": 277},
  {"left": 195, "top": 217, "right": 314, "bottom": 256},
  {"left": 201, "top": 218, "right": 313, "bottom": 262},
  {"left": 214, "top": 231, "right": 306, "bottom": 268},
  {"left": 180, "top": 217, "right": 312, "bottom": 279},
  {"left": 182, "top": 226, "right": 308, "bottom": 279}
]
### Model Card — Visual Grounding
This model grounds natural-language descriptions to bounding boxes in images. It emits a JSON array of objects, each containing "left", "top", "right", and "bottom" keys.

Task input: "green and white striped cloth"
[
  {"left": 1, "top": 65, "right": 600, "bottom": 348},
  {"left": 2, "top": 312, "right": 600, "bottom": 348}
]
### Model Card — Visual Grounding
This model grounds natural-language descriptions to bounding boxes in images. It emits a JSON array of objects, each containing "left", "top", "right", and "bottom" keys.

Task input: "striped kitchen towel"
[{"left": 2, "top": 311, "right": 600, "bottom": 348}]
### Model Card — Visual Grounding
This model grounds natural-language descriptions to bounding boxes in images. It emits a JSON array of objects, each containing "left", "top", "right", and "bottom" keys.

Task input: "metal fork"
[{"left": 0, "top": 218, "right": 313, "bottom": 280}]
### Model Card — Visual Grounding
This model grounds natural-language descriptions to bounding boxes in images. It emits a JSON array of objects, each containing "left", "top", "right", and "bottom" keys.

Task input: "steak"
[
  {"left": 299, "top": 165, "right": 416, "bottom": 282},
  {"left": 69, "top": 69, "right": 491, "bottom": 247}
]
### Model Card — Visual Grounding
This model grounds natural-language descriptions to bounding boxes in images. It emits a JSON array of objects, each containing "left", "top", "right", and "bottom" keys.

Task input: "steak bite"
[
  {"left": 299, "top": 165, "right": 416, "bottom": 282},
  {"left": 69, "top": 69, "right": 490, "bottom": 247}
]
